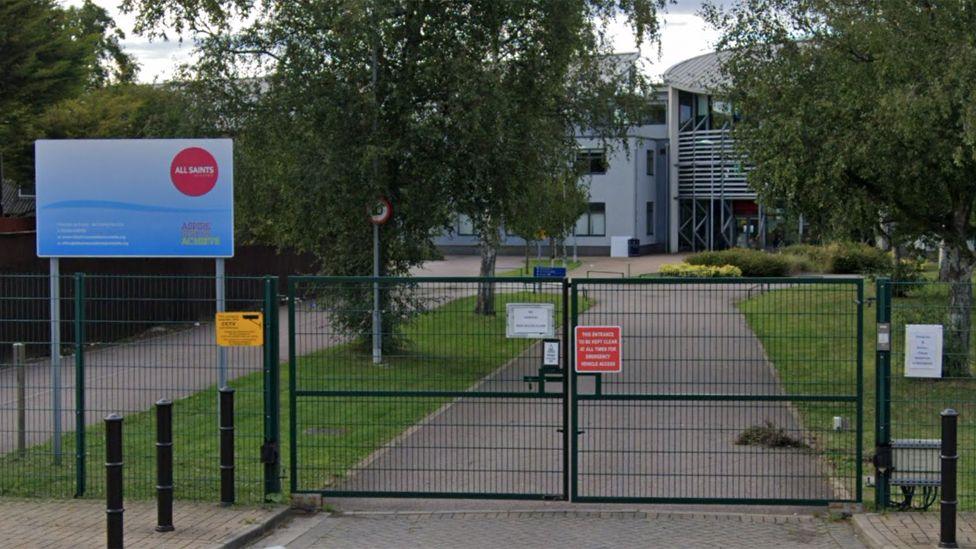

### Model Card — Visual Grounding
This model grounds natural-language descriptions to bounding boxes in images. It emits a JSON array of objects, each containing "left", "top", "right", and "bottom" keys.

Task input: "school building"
[{"left": 435, "top": 50, "right": 770, "bottom": 256}]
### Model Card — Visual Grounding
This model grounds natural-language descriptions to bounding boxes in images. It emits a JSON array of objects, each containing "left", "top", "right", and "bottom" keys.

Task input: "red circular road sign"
[
  {"left": 368, "top": 196, "right": 393, "bottom": 225},
  {"left": 170, "top": 147, "right": 219, "bottom": 196}
]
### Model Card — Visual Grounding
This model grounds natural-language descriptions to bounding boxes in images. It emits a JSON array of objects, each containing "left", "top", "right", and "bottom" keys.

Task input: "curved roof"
[{"left": 662, "top": 50, "right": 730, "bottom": 94}]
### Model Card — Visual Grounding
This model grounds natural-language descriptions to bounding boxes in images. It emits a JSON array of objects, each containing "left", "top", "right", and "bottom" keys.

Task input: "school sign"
[{"left": 35, "top": 139, "right": 234, "bottom": 257}]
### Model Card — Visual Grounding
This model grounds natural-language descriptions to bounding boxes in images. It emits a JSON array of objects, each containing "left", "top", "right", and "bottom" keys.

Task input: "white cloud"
[{"left": 61, "top": 1, "right": 719, "bottom": 84}]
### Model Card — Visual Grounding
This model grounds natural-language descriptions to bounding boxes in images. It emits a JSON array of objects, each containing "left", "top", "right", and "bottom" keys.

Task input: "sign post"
[
  {"left": 35, "top": 138, "right": 235, "bottom": 441},
  {"left": 216, "top": 258, "right": 227, "bottom": 388},
  {"left": 368, "top": 197, "right": 393, "bottom": 364},
  {"left": 50, "top": 257, "right": 62, "bottom": 464}
]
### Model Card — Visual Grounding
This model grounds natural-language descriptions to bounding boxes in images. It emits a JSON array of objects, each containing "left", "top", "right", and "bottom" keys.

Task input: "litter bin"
[{"left": 627, "top": 238, "right": 640, "bottom": 257}]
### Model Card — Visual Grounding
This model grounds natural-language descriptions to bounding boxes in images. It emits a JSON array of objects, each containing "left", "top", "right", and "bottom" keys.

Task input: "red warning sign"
[{"left": 574, "top": 325, "right": 622, "bottom": 373}]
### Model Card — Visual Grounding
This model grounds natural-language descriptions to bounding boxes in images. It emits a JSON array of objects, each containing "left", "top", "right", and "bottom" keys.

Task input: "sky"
[{"left": 63, "top": 0, "right": 722, "bottom": 84}]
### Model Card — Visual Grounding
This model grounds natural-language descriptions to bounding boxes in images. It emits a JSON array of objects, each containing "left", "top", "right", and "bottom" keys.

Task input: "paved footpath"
[
  {"left": 0, "top": 498, "right": 287, "bottom": 548},
  {"left": 254, "top": 506, "right": 866, "bottom": 548},
  {"left": 853, "top": 512, "right": 976, "bottom": 548}
]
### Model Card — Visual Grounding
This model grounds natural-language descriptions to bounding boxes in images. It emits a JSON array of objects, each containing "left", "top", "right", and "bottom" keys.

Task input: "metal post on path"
[
  {"left": 368, "top": 197, "right": 392, "bottom": 365},
  {"left": 372, "top": 222, "right": 382, "bottom": 364},
  {"left": 940, "top": 408, "right": 959, "bottom": 549}
]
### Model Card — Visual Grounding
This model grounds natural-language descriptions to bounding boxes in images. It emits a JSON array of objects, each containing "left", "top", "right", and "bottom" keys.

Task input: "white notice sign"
[
  {"left": 543, "top": 340, "right": 560, "bottom": 367},
  {"left": 506, "top": 303, "right": 555, "bottom": 338},
  {"left": 905, "top": 324, "right": 943, "bottom": 378}
]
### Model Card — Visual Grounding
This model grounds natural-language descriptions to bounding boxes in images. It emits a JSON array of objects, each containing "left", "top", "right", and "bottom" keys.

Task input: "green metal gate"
[
  {"left": 287, "top": 275, "right": 862, "bottom": 505},
  {"left": 288, "top": 276, "right": 570, "bottom": 499},
  {"left": 874, "top": 278, "right": 976, "bottom": 510},
  {"left": 570, "top": 278, "right": 863, "bottom": 505}
]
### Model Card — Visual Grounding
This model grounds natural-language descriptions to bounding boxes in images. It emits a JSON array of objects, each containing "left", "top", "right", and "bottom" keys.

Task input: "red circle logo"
[{"left": 170, "top": 147, "right": 218, "bottom": 196}]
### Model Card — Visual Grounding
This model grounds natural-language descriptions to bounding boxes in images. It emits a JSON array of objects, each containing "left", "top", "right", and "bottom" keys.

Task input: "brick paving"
[
  {"left": 852, "top": 512, "right": 976, "bottom": 548},
  {"left": 256, "top": 509, "right": 866, "bottom": 548},
  {"left": 0, "top": 498, "right": 286, "bottom": 548}
]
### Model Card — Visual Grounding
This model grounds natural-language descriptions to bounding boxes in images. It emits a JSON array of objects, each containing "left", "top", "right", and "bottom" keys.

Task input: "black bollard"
[
  {"left": 105, "top": 413, "right": 124, "bottom": 549},
  {"left": 155, "top": 399, "right": 174, "bottom": 532},
  {"left": 940, "top": 408, "right": 959, "bottom": 549},
  {"left": 219, "top": 387, "right": 235, "bottom": 505}
]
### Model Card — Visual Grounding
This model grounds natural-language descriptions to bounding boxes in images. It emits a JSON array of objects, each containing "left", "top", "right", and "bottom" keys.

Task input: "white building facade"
[{"left": 435, "top": 51, "right": 765, "bottom": 256}]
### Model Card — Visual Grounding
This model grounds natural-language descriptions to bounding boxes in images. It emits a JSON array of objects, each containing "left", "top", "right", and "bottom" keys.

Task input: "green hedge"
[
  {"left": 781, "top": 242, "right": 892, "bottom": 275},
  {"left": 829, "top": 242, "right": 891, "bottom": 274},
  {"left": 660, "top": 263, "right": 743, "bottom": 278},
  {"left": 686, "top": 248, "right": 793, "bottom": 277}
]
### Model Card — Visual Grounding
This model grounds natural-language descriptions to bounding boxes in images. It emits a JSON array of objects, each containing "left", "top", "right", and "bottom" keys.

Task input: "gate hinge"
[
  {"left": 261, "top": 440, "right": 279, "bottom": 464},
  {"left": 872, "top": 444, "right": 892, "bottom": 472}
]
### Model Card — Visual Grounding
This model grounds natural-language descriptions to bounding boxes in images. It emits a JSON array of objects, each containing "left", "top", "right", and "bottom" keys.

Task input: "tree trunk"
[
  {"left": 475, "top": 229, "right": 498, "bottom": 315},
  {"left": 942, "top": 243, "right": 975, "bottom": 377}
]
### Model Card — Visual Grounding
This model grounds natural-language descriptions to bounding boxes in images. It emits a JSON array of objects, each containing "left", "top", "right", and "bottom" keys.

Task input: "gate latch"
[
  {"left": 261, "top": 440, "right": 279, "bottom": 464},
  {"left": 877, "top": 323, "right": 891, "bottom": 351},
  {"left": 872, "top": 443, "right": 892, "bottom": 472}
]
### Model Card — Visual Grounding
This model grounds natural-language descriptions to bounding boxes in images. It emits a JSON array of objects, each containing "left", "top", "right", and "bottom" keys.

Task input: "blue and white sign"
[
  {"left": 36, "top": 139, "right": 234, "bottom": 257},
  {"left": 533, "top": 266, "right": 567, "bottom": 278}
]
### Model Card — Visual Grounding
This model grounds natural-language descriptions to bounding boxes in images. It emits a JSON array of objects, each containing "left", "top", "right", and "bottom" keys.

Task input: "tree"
[
  {"left": 122, "top": 0, "right": 665, "bottom": 318},
  {"left": 37, "top": 84, "right": 210, "bottom": 140},
  {"left": 0, "top": 0, "right": 138, "bottom": 193},
  {"left": 506, "top": 170, "right": 589, "bottom": 270},
  {"left": 705, "top": 0, "right": 976, "bottom": 375}
]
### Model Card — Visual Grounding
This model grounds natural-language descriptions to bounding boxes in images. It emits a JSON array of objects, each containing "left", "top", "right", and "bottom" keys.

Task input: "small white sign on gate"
[
  {"left": 905, "top": 324, "right": 943, "bottom": 378},
  {"left": 506, "top": 303, "right": 555, "bottom": 338}
]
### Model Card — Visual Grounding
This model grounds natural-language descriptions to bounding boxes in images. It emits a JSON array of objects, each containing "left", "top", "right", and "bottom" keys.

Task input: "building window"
[
  {"left": 576, "top": 150, "right": 607, "bottom": 175},
  {"left": 642, "top": 103, "right": 666, "bottom": 125},
  {"left": 678, "top": 91, "right": 694, "bottom": 125},
  {"left": 646, "top": 202, "right": 654, "bottom": 236},
  {"left": 457, "top": 214, "right": 475, "bottom": 236},
  {"left": 646, "top": 149, "right": 655, "bottom": 176},
  {"left": 575, "top": 203, "right": 606, "bottom": 236}
]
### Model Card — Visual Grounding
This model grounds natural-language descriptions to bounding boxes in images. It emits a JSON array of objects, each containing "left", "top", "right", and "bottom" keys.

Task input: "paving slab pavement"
[
  {"left": 852, "top": 512, "right": 976, "bottom": 548},
  {"left": 254, "top": 507, "right": 866, "bottom": 548},
  {"left": 0, "top": 498, "right": 287, "bottom": 548}
]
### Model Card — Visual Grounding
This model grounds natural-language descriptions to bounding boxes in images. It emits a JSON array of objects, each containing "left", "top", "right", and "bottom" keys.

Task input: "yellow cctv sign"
[{"left": 216, "top": 312, "right": 264, "bottom": 347}]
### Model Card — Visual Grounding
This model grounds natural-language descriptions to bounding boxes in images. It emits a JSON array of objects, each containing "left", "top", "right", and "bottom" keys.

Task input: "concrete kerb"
[{"left": 220, "top": 505, "right": 294, "bottom": 549}]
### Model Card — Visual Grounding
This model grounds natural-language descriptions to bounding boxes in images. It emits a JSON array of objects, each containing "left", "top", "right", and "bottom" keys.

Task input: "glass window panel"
[{"left": 590, "top": 204, "right": 606, "bottom": 236}]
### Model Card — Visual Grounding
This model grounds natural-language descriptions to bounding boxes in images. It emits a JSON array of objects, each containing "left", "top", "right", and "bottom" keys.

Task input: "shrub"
[
  {"left": 890, "top": 258, "right": 926, "bottom": 297},
  {"left": 686, "top": 248, "right": 793, "bottom": 277},
  {"left": 830, "top": 242, "right": 891, "bottom": 274},
  {"left": 780, "top": 244, "right": 833, "bottom": 272},
  {"left": 779, "top": 253, "right": 815, "bottom": 274},
  {"left": 660, "top": 263, "right": 743, "bottom": 278}
]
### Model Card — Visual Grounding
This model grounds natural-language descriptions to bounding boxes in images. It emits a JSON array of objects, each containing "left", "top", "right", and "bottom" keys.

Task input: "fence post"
[
  {"left": 105, "top": 413, "right": 123, "bottom": 549},
  {"left": 14, "top": 342, "right": 25, "bottom": 458},
  {"left": 875, "top": 277, "right": 892, "bottom": 508},
  {"left": 262, "top": 276, "right": 281, "bottom": 499},
  {"left": 219, "top": 386, "right": 235, "bottom": 505},
  {"left": 74, "top": 272, "right": 85, "bottom": 497},
  {"left": 940, "top": 408, "right": 959, "bottom": 549},
  {"left": 155, "top": 399, "right": 174, "bottom": 532}
]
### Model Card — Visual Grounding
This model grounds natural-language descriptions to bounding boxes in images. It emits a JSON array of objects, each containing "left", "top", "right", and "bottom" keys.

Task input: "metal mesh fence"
[
  {"left": 887, "top": 279, "right": 976, "bottom": 509},
  {"left": 572, "top": 279, "right": 862, "bottom": 504},
  {"left": 0, "top": 274, "right": 277, "bottom": 502},
  {"left": 289, "top": 277, "right": 568, "bottom": 498}
]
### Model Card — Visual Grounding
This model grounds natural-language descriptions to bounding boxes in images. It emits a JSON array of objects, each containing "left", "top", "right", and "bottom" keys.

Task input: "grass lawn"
[
  {"left": 740, "top": 278, "right": 976, "bottom": 510},
  {"left": 0, "top": 288, "right": 578, "bottom": 503},
  {"left": 499, "top": 258, "right": 581, "bottom": 277}
]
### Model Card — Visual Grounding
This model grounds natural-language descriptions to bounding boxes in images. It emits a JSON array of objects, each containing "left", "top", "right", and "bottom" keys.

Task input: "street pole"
[
  {"left": 50, "top": 257, "right": 62, "bottom": 464},
  {"left": 372, "top": 222, "right": 382, "bottom": 364},
  {"left": 370, "top": 6, "right": 382, "bottom": 365},
  {"left": 216, "top": 258, "right": 227, "bottom": 388}
]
